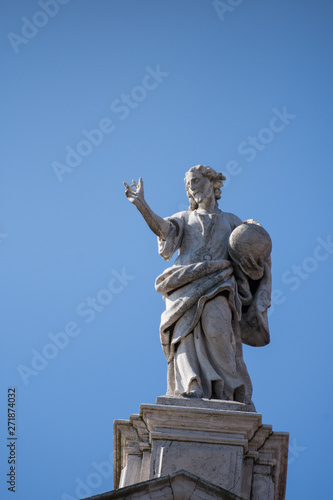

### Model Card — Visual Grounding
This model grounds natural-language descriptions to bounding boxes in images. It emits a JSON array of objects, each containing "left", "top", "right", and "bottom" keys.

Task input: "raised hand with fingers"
[
  {"left": 123, "top": 178, "right": 145, "bottom": 206},
  {"left": 123, "top": 176, "right": 170, "bottom": 239}
]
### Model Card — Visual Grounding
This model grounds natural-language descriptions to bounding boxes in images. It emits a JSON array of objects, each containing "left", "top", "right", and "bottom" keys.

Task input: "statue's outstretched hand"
[
  {"left": 123, "top": 177, "right": 169, "bottom": 238},
  {"left": 123, "top": 178, "right": 145, "bottom": 206}
]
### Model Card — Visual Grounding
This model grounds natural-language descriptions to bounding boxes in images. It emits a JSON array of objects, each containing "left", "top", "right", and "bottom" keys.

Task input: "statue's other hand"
[
  {"left": 240, "top": 253, "right": 265, "bottom": 280},
  {"left": 123, "top": 177, "right": 145, "bottom": 205}
]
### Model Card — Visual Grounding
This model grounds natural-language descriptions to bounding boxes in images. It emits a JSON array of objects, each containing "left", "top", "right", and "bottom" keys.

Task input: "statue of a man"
[{"left": 124, "top": 165, "right": 271, "bottom": 408}]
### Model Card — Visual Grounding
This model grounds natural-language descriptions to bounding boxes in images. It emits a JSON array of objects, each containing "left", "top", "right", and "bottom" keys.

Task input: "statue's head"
[{"left": 184, "top": 165, "right": 226, "bottom": 211}]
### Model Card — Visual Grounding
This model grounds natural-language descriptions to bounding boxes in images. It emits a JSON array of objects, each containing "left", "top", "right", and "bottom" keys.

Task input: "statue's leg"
[
  {"left": 232, "top": 320, "right": 254, "bottom": 407},
  {"left": 173, "top": 333, "right": 203, "bottom": 398},
  {"left": 201, "top": 295, "right": 244, "bottom": 400}
]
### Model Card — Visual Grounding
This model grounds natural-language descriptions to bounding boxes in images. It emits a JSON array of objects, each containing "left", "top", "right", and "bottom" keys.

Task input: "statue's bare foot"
[
  {"left": 185, "top": 389, "right": 202, "bottom": 398},
  {"left": 181, "top": 381, "right": 203, "bottom": 398}
]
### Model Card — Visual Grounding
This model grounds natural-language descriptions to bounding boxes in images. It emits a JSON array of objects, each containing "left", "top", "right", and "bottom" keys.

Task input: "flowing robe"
[{"left": 155, "top": 208, "right": 271, "bottom": 404}]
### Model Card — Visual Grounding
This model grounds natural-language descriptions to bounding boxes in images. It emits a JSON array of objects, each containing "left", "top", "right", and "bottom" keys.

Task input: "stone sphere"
[{"left": 228, "top": 222, "right": 272, "bottom": 279}]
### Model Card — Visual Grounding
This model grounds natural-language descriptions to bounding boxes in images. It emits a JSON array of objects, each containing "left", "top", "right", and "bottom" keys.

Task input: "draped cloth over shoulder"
[{"left": 155, "top": 209, "right": 271, "bottom": 405}]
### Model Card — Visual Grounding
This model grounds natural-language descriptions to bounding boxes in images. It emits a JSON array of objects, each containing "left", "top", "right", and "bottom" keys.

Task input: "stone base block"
[
  {"left": 86, "top": 470, "right": 243, "bottom": 500},
  {"left": 114, "top": 398, "right": 288, "bottom": 499}
]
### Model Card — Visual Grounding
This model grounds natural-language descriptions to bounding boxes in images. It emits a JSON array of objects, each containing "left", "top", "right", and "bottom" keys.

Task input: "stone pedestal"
[
  {"left": 87, "top": 470, "right": 244, "bottom": 499},
  {"left": 113, "top": 398, "right": 289, "bottom": 499}
]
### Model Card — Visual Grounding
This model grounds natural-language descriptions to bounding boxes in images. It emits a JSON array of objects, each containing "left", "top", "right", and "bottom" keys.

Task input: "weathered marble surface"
[
  {"left": 124, "top": 165, "right": 272, "bottom": 407},
  {"left": 156, "top": 395, "right": 249, "bottom": 412},
  {"left": 114, "top": 403, "right": 289, "bottom": 499}
]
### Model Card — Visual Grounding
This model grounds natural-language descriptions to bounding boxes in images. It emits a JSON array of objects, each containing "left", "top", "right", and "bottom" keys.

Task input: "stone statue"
[{"left": 124, "top": 165, "right": 272, "bottom": 408}]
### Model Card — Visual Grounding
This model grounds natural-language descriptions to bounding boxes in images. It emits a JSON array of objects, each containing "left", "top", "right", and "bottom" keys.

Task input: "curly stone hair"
[{"left": 184, "top": 165, "right": 226, "bottom": 211}]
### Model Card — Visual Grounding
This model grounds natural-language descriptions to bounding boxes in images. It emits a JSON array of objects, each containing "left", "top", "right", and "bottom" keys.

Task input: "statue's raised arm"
[{"left": 124, "top": 177, "right": 170, "bottom": 240}]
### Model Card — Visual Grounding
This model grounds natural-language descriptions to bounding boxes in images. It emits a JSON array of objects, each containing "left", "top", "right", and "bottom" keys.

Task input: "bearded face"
[{"left": 186, "top": 171, "right": 214, "bottom": 205}]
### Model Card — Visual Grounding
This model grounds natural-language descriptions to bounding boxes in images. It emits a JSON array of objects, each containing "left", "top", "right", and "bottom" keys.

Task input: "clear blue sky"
[{"left": 1, "top": 1, "right": 332, "bottom": 499}]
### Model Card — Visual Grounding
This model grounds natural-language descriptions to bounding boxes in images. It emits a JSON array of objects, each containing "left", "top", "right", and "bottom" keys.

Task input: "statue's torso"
[{"left": 173, "top": 209, "right": 242, "bottom": 266}]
